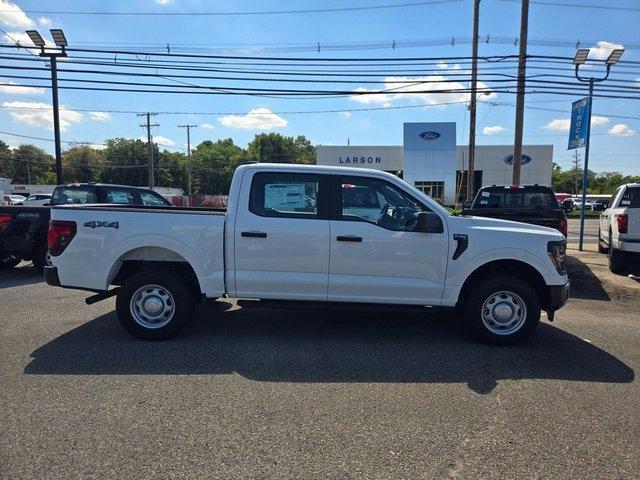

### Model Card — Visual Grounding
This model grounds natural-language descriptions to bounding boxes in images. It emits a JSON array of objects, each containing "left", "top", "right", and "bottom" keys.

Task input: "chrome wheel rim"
[
  {"left": 481, "top": 291, "right": 527, "bottom": 335},
  {"left": 129, "top": 284, "right": 175, "bottom": 329}
]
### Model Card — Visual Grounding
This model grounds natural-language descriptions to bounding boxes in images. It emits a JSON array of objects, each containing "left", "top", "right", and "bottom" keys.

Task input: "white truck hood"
[{"left": 462, "top": 215, "right": 564, "bottom": 239}]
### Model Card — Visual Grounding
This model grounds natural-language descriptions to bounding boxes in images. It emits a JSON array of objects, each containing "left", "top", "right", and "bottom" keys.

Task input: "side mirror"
[
  {"left": 416, "top": 211, "right": 444, "bottom": 233},
  {"left": 462, "top": 201, "right": 472, "bottom": 210}
]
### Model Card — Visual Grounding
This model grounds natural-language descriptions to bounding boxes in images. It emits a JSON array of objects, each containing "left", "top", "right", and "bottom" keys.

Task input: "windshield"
[
  {"left": 473, "top": 187, "right": 558, "bottom": 210},
  {"left": 51, "top": 186, "right": 97, "bottom": 206}
]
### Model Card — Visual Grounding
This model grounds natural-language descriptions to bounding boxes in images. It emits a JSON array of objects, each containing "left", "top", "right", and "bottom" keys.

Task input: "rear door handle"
[
  {"left": 241, "top": 231, "right": 267, "bottom": 238},
  {"left": 337, "top": 235, "right": 362, "bottom": 242}
]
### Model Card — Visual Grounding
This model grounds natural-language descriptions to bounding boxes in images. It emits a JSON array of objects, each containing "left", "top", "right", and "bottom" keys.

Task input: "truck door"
[
  {"left": 328, "top": 174, "right": 448, "bottom": 305},
  {"left": 234, "top": 171, "right": 331, "bottom": 300}
]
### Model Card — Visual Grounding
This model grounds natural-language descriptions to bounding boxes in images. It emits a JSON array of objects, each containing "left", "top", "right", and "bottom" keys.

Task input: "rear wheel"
[
  {"left": 597, "top": 228, "right": 608, "bottom": 254},
  {"left": 463, "top": 276, "right": 540, "bottom": 345},
  {"left": 116, "top": 267, "right": 196, "bottom": 340},
  {"left": 0, "top": 254, "right": 21, "bottom": 269},
  {"left": 608, "top": 230, "right": 625, "bottom": 274}
]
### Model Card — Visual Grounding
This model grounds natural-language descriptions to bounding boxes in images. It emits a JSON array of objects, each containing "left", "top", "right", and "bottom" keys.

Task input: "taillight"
[
  {"left": 0, "top": 213, "right": 13, "bottom": 233},
  {"left": 47, "top": 220, "right": 77, "bottom": 256},
  {"left": 558, "top": 217, "right": 568, "bottom": 237},
  {"left": 616, "top": 214, "right": 628, "bottom": 234}
]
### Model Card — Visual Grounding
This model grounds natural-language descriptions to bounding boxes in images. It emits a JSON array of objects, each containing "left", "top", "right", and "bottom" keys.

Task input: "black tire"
[
  {"left": 463, "top": 275, "right": 541, "bottom": 345},
  {"left": 597, "top": 228, "right": 608, "bottom": 254},
  {"left": 608, "top": 231, "right": 625, "bottom": 274},
  {"left": 116, "top": 267, "right": 196, "bottom": 340},
  {"left": 0, "top": 254, "right": 21, "bottom": 269},
  {"left": 32, "top": 242, "right": 48, "bottom": 273}
]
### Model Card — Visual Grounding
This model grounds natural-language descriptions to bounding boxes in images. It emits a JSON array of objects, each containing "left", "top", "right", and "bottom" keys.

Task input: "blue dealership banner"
[{"left": 568, "top": 97, "right": 591, "bottom": 150}]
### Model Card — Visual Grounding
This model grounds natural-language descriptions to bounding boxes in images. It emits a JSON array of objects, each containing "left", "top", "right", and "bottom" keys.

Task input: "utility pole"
[
  {"left": 466, "top": 0, "right": 480, "bottom": 201},
  {"left": 138, "top": 113, "right": 159, "bottom": 189},
  {"left": 572, "top": 150, "right": 581, "bottom": 194},
  {"left": 512, "top": 0, "right": 529, "bottom": 185},
  {"left": 25, "top": 29, "right": 68, "bottom": 185},
  {"left": 178, "top": 124, "right": 197, "bottom": 196}
]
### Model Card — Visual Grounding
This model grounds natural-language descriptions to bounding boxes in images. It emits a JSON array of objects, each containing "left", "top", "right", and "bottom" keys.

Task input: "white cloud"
[
  {"left": 542, "top": 115, "right": 609, "bottom": 132},
  {"left": 153, "top": 135, "right": 174, "bottom": 147},
  {"left": 88, "top": 143, "right": 107, "bottom": 150},
  {"left": 436, "top": 61, "right": 462, "bottom": 70},
  {"left": 0, "top": 79, "right": 44, "bottom": 95},
  {"left": 156, "top": 0, "right": 172, "bottom": 4},
  {"left": 89, "top": 111, "right": 111, "bottom": 122},
  {"left": 201, "top": 123, "right": 215, "bottom": 129},
  {"left": 218, "top": 107, "right": 288, "bottom": 130},
  {"left": 0, "top": 0, "right": 33, "bottom": 27},
  {"left": 339, "top": 111, "right": 352, "bottom": 118},
  {"left": 350, "top": 75, "right": 494, "bottom": 108},
  {"left": 608, "top": 124, "right": 635, "bottom": 137},
  {"left": 37, "top": 16, "right": 52, "bottom": 26},
  {"left": 588, "top": 41, "right": 624, "bottom": 60},
  {"left": 483, "top": 125, "right": 506, "bottom": 135},
  {"left": 2, "top": 101, "right": 83, "bottom": 131}
]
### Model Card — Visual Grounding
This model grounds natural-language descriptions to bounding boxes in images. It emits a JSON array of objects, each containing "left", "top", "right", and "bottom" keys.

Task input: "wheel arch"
[{"left": 457, "top": 259, "right": 550, "bottom": 310}]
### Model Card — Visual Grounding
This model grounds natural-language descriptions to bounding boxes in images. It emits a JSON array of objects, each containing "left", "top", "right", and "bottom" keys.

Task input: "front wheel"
[
  {"left": 116, "top": 268, "right": 196, "bottom": 340},
  {"left": 463, "top": 276, "right": 541, "bottom": 345}
]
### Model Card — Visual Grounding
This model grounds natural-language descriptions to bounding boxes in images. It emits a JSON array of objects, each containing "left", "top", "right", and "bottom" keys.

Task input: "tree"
[
  {"left": 247, "top": 133, "right": 315, "bottom": 164},
  {"left": 192, "top": 139, "right": 247, "bottom": 194},
  {"left": 99, "top": 138, "right": 156, "bottom": 186},
  {"left": 62, "top": 146, "right": 106, "bottom": 183},
  {"left": 552, "top": 162, "right": 639, "bottom": 195},
  {"left": 157, "top": 150, "right": 188, "bottom": 192},
  {"left": 10, "top": 144, "right": 55, "bottom": 184},
  {"left": 0, "top": 140, "right": 12, "bottom": 179}
]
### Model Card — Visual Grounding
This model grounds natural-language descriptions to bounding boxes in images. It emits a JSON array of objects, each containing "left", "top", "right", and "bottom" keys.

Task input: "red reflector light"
[
  {"left": 0, "top": 213, "right": 13, "bottom": 233},
  {"left": 616, "top": 213, "right": 628, "bottom": 234},
  {"left": 559, "top": 217, "right": 568, "bottom": 237},
  {"left": 47, "top": 220, "right": 77, "bottom": 256}
]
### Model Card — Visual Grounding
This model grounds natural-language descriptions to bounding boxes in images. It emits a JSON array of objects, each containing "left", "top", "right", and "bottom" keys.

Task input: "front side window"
[
  {"left": 140, "top": 191, "right": 171, "bottom": 206},
  {"left": 339, "top": 175, "right": 431, "bottom": 231},
  {"left": 249, "top": 172, "right": 322, "bottom": 219}
]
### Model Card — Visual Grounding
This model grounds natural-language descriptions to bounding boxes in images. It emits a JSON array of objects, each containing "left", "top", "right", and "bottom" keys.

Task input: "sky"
[{"left": 0, "top": 0, "right": 638, "bottom": 175}]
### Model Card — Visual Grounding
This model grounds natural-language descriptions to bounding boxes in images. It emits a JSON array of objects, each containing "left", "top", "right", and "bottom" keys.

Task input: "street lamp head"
[
  {"left": 50, "top": 29, "right": 67, "bottom": 47},
  {"left": 606, "top": 49, "right": 625, "bottom": 65},
  {"left": 573, "top": 49, "right": 590, "bottom": 66},
  {"left": 25, "top": 30, "right": 45, "bottom": 47}
]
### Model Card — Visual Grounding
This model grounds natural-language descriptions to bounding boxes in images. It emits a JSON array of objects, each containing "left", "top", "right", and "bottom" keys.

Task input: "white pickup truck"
[
  {"left": 598, "top": 182, "right": 640, "bottom": 273},
  {"left": 45, "top": 164, "right": 570, "bottom": 344}
]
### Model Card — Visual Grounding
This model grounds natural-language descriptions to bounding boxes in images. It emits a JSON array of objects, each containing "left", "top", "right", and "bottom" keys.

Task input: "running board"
[
  {"left": 85, "top": 287, "right": 121, "bottom": 305},
  {"left": 237, "top": 299, "right": 435, "bottom": 313}
]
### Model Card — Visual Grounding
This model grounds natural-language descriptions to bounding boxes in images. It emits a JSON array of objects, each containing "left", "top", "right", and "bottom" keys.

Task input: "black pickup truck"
[
  {"left": 0, "top": 183, "right": 173, "bottom": 272},
  {"left": 462, "top": 185, "right": 568, "bottom": 237}
]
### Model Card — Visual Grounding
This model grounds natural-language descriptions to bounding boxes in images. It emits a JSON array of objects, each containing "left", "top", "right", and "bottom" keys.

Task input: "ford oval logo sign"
[
  {"left": 419, "top": 131, "right": 441, "bottom": 141},
  {"left": 503, "top": 154, "right": 532, "bottom": 166}
]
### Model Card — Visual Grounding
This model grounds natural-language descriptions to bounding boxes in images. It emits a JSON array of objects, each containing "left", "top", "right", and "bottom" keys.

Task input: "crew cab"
[
  {"left": 463, "top": 185, "right": 568, "bottom": 237},
  {"left": 598, "top": 183, "right": 640, "bottom": 273},
  {"left": 45, "top": 164, "right": 570, "bottom": 345}
]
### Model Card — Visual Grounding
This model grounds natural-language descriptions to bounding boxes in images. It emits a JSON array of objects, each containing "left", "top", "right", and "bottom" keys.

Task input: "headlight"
[{"left": 547, "top": 240, "right": 567, "bottom": 275}]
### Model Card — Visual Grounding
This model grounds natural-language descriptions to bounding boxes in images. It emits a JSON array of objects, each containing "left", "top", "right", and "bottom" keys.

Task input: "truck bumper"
[
  {"left": 615, "top": 239, "right": 640, "bottom": 254},
  {"left": 546, "top": 280, "right": 570, "bottom": 312},
  {"left": 44, "top": 265, "right": 61, "bottom": 287}
]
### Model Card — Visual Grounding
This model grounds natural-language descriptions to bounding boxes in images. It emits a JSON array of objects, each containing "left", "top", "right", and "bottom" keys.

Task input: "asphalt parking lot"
[{"left": 1, "top": 254, "right": 639, "bottom": 479}]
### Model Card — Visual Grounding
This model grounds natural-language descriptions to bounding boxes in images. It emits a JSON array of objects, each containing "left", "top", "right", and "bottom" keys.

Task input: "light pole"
[
  {"left": 573, "top": 47, "right": 624, "bottom": 251},
  {"left": 25, "top": 29, "right": 68, "bottom": 185}
]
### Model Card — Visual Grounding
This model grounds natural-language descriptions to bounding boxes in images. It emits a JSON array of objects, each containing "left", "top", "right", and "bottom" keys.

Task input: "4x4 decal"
[{"left": 84, "top": 221, "right": 119, "bottom": 229}]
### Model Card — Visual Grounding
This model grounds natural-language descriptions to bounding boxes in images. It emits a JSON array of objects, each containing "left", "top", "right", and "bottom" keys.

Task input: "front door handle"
[
  {"left": 337, "top": 235, "right": 362, "bottom": 242},
  {"left": 241, "top": 231, "right": 267, "bottom": 238}
]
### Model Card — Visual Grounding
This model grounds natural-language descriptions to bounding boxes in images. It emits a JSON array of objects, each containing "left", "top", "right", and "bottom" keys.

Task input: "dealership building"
[{"left": 316, "top": 122, "right": 553, "bottom": 206}]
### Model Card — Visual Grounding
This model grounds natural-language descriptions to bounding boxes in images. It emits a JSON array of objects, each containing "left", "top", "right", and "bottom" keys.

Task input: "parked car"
[
  {"left": 598, "top": 183, "right": 640, "bottom": 273},
  {"left": 45, "top": 164, "right": 570, "bottom": 345},
  {"left": 591, "top": 201, "right": 607, "bottom": 212},
  {"left": 0, "top": 183, "right": 172, "bottom": 272},
  {"left": 462, "top": 185, "right": 568, "bottom": 237},
  {"left": 23, "top": 194, "right": 52, "bottom": 206},
  {"left": 3, "top": 194, "right": 26, "bottom": 206}
]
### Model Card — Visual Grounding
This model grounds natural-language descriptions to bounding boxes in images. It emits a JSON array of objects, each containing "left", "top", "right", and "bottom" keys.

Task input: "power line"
[
  {"left": 0, "top": 1, "right": 463, "bottom": 17},
  {"left": 500, "top": 0, "right": 640, "bottom": 11}
]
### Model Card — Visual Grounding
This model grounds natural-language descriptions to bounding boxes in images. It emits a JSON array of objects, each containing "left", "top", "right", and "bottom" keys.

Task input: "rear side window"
[
  {"left": 620, "top": 186, "right": 640, "bottom": 208},
  {"left": 140, "top": 191, "right": 171, "bottom": 206},
  {"left": 51, "top": 186, "right": 97, "bottom": 205},
  {"left": 103, "top": 187, "right": 136, "bottom": 205},
  {"left": 474, "top": 188, "right": 558, "bottom": 210},
  {"left": 249, "top": 172, "right": 324, "bottom": 219}
]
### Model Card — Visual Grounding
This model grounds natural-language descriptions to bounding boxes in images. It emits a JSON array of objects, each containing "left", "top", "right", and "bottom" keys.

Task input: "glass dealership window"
[{"left": 414, "top": 181, "right": 445, "bottom": 204}]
